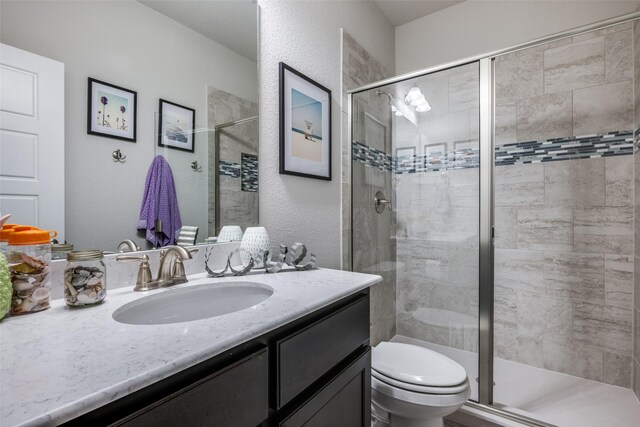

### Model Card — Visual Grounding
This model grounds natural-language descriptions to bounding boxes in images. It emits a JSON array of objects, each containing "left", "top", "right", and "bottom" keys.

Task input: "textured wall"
[
  {"left": 396, "top": 0, "right": 640, "bottom": 74},
  {"left": 493, "top": 24, "right": 635, "bottom": 387},
  {"left": 258, "top": 0, "right": 394, "bottom": 268},
  {"left": 207, "top": 88, "right": 259, "bottom": 235},
  {"left": 0, "top": 0, "right": 257, "bottom": 251}
]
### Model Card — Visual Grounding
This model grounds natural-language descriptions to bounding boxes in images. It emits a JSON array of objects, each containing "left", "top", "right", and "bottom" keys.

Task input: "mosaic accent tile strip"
[
  {"left": 352, "top": 141, "right": 393, "bottom": 171},
  {"left": 219, "top": 160, "right": 240, "bottom": 178},
  {"left": 396, "top": 141, "right": 479, "bottom": 175},
  {"left": 495, "top": 130, "right": 634, "bottom": 166},
  {"left": 241, "top": 153, "right": 258, "bottom": 192},
  {"left": 353, "top": 130, "right": 635, "bottom": 174}
]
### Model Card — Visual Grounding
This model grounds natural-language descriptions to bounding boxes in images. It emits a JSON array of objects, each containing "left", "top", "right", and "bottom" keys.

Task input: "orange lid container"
[{"left": 7, "top": 226, "right": 57, "bottom": 246}]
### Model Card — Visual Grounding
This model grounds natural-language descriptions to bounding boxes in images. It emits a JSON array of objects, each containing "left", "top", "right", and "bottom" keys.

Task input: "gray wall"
[
  {"left": 0, "top": 0, "right": 257, "bottom": 251},
  {"left": 258, "top": 0, "right": 395, "bottom": 269},
  {"left": 395, "top": 1, "right": 640, "bottom": 74},
  {"left": 493, "top": 23, "right": 635, "bottom": 387}
]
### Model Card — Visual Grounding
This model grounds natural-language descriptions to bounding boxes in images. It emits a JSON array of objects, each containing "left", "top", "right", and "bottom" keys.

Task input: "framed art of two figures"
[
  {"left": 87, "top": 78, "right": 196, "bottom": 153},
  {"left": 279, "top": 62, "right": 332, "bottom": 181}
]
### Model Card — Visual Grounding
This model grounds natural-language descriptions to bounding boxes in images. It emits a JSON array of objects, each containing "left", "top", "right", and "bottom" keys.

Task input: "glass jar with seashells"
[
  {"left": 64, "top": 250, "right": 106, "bottom": 307},
  {"left": 7, "top": 227, "right": 57, "bottom": 315}
]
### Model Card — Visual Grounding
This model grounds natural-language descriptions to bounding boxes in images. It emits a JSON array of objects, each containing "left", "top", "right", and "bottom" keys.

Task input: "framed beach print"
[
  {"left": 158, "top": 99, "right": 196, "bottom": 153},
  {"left": 87, "top": 78, "right": 137, "bottom": 142},
  {"left": 279, "top": 62, "right": 331, "bottom": 180},
  {"left": 396, "top": 147, "right": 416, "bottom": 172},
  {"left": 425, "top": 143, "right": 446, "bottom": 167}
]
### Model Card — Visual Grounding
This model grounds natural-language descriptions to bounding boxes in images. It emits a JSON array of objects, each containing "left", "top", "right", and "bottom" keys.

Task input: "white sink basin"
[{"left": 112, "top": 281, "right": 273, "bottom": 325}]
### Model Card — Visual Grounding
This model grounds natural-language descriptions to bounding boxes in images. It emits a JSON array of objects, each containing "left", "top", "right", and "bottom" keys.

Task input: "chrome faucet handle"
[
  {"left": 374, "top": 191, "right": 392, "bottom": 213},
  {"left": 116, "top": 254, "right": 155, "bottom": 291}
]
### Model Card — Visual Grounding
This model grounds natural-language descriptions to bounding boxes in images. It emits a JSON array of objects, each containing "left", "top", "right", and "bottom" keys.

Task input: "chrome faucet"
[
  {"left": 158, "top": 246, "right": 194, "bottom": 282},
  {"left": 116, "top": 245, "right": 197, "bottom": 291},
  {"left": 117, "top": 239, "right": 141, "bottom": 253}
]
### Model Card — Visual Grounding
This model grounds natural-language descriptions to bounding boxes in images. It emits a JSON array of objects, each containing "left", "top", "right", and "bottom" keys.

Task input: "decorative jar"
[
  {"left": 65, "top": 250, "right": 106, "bottom": 307},
  {"left": 7, "top": 226, "right": 56, "bottom": 315}
]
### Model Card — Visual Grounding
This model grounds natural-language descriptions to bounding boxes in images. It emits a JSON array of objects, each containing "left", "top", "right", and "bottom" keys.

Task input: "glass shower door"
[{"left": 351, "top": 62, "right": 481, "bottom": 401}]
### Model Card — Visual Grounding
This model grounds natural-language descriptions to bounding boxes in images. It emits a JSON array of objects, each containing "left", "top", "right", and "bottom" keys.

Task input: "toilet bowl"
[{"left": 371, "top": 342, "right": 471, "bottom": 427}]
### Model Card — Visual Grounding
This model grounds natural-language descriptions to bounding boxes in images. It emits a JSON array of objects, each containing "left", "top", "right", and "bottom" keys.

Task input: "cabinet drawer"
[
  {"left": 279, "top": 347, "right": 371, "bottom": 427},
  {"left": 117, "top": 347, "right": 269, "bottom": 427},
  {"left": 277, "top": 295, "right": 369, "bottom": 408}
]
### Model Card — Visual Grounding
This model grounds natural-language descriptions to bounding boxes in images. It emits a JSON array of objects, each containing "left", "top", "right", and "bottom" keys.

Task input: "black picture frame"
[
  {"left": 279, "top": 62, "right": 332, "bottom": 181},
  {"left": 157, "top": 99, "right": 196, "bottom": 153},
  {"left": 87, "top": 78, "right": 137, "bottom": 142}
]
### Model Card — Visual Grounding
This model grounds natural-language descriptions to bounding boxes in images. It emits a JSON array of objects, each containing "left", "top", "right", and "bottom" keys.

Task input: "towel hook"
[
  {"left": 191, "top": 161, "right": 202, "bottom": 172},
  {"left": 112, "top": 149, "right": 126, "bottom": 163}
]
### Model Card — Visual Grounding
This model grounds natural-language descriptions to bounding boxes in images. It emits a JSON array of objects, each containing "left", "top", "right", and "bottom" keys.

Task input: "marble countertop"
[{"left": 1, "top": 268, "right": 381, "bottom": 427}]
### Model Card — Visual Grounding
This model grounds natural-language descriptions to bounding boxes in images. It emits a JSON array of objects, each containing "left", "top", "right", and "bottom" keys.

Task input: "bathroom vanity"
[{"left": 0, "top": 268, "right": 380, "bottom": 427}]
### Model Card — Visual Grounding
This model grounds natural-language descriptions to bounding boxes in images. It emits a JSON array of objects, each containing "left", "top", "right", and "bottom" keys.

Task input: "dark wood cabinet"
[
  {"left": 278, "top": 348, "right": 371, "bottom": 427},
  {"left": 64, "top": 291, "right": 370, "bottom": 427}
]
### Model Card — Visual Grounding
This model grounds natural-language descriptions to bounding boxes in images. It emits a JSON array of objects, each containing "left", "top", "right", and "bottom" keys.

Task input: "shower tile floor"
[{"left": 392, "top": 335, "right": 640, "bottom": 427}]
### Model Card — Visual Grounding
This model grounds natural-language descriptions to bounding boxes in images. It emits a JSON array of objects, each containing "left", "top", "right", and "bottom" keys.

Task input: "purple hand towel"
[{"left": 138, "top": 155, "right": 182, "bottom": 247}]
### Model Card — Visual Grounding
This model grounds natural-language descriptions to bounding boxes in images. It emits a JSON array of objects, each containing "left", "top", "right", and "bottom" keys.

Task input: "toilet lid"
[{"left": 372, "top": 342, "right": 467, "bottom": 387}]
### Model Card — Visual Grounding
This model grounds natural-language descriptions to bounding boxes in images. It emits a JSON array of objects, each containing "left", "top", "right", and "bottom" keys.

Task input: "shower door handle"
[{"left": 374, "top": 191, "right": 392, "bottom": 213}]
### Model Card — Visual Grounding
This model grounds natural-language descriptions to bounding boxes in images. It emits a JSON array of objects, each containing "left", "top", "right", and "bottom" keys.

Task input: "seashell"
[
  {"left": 20, "top": 253, "right": 47, "bottom": 270},
  {"left": 12, "top": 280, "right": 33, "bottom": 291},
  {"left": 10, "top": 263, "right": 38, "bottom": 274},
  {"left": 76, "top": 292, "right": 97, "bottom": 304},
  {"left": 13, "top": 296, "right": 37, "bottom": 313},
  {"left": 65, "top": 282, "right": 78, "bottom": 296},
  {"left": 71, "top": 275, "right": 88, "bottom": 288},
  {"left": 32, "top": 287, "right": 50, "bottom": 301},
  {"left": 86, "top": 277, "right": 101, "bottom": 287},
  {"left": 91, "top": 271, "right": 103, "bottom": 278},
  {"left": 77, "top": 269, "right": 91, "bottom": 277}
]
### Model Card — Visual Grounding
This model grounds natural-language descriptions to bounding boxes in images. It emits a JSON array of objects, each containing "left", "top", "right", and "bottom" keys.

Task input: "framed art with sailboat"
[{"left": 279, "top": 62, "right": 331, "bottom": 180}]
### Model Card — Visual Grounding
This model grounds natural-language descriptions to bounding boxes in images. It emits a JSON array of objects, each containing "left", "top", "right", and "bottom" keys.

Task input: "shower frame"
[{"left": 347, "top": 10, "right": 640, "bottom": 427}]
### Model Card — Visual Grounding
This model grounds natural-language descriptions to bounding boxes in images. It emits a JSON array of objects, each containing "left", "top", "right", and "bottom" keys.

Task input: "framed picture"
[
  {"left": 279, "top": 62, "right": 331, "bottom": 180},
  {"left": 87, "top": 78, "right": 137, "bottom": 142},
  {"left": 158, "top": 99, "right": 196, "bottom": 153},
  {"left": 396, "top": 147, "right": 416, "bottom": 172},
  {"left": 425, "top": 143, "right": 447, "bottom": 166}
]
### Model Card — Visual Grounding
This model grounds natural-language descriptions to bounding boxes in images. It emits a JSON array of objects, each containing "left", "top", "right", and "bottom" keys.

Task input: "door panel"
[{"left": 0, "top": 44, "right": 64, "bottom": 239}]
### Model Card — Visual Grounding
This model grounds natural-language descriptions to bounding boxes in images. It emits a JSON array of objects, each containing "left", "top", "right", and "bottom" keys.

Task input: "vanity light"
[
  {"left": 405, "top": 86, "right": 422, "bottom": 104},
  {"left": 415, "top": 98, "right": 431, "bottom": 112},
  {"left": 405, "top": 86, "right": 430, "bottom": 113}
]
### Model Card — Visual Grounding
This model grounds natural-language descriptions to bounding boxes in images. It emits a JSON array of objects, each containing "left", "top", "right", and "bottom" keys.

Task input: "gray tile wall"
[
  {"left": 494, "top": 22, "right": 635, "bottom": 388},
  {"left": 343, "top": 31, "right": 396, "bottom": 346},
  {"left": 207, "top": 88, "right": 259, "bottom": 235},
  {"left": 394, "top": 64, "right": 480, "bottom": 353}
]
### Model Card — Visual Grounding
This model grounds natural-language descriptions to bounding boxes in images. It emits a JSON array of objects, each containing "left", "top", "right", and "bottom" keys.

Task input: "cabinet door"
[
  {"left": 277, "top": 295, "right": 369, "bottom": 408},
  {"left": 279, "top": 348, "right": 371, "bottom": 427},
  {"left": 117, "top": 347, "right": 268, "bottom": 427}
]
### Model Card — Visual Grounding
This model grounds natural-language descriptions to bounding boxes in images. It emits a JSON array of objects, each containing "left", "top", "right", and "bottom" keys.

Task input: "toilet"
[{"left": 371, "top": 342, "right": 471, "bottom": 427}]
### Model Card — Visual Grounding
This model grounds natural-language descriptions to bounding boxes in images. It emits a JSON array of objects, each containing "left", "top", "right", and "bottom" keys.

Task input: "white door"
[{"left": 0, "top": 44, "right": 65, "bottom": 240}]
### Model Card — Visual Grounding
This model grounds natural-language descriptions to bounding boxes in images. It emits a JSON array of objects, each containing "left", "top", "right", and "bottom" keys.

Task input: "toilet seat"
[
  {"left": 372, "top": 342, "right": 468, "bottom": 388},
  {"left": 372, "top": 368, "right": 470, "bottom": 395}
]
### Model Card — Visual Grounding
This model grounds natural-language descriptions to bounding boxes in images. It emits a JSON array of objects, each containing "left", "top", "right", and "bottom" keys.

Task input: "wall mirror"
[{"left": 0, "top": 0, "right": 259, "bottom": 253}]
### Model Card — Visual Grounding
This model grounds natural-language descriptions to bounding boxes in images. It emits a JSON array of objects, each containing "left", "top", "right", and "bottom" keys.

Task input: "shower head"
[{"left": 376, "top": 89, "right": 417, "bottom": 126}]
